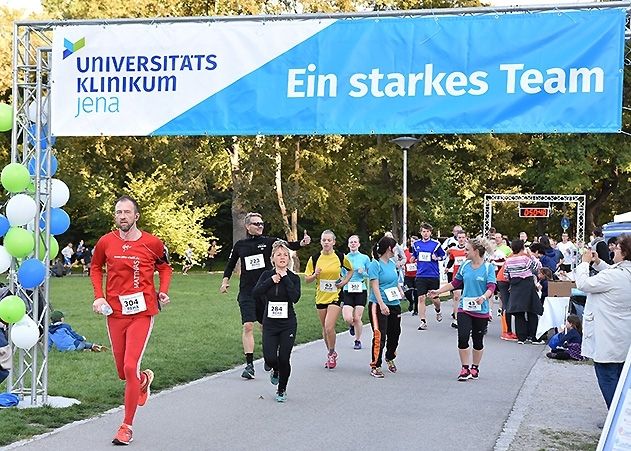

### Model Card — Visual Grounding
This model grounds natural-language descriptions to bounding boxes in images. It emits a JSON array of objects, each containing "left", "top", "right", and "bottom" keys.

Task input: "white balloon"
[
  {"left": 27, "top": 96, "right": 49, "bottom": 125},
  {"left": 0, "top": 245, "right": 11, "bottom": 273},
  {"left": 11, "top": 315, "right": 39, "bottom": 350},
  {"left": 50, "top": 179, "right": 70, "bottom": 208},
  {"left": 6, "top": 194, "right": 37, "bottom": 226}
]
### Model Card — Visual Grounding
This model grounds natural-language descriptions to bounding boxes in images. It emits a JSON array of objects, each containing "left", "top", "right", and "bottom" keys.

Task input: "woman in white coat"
[{"left": 575, "top": 234, "right": 631, "bottom": 409}]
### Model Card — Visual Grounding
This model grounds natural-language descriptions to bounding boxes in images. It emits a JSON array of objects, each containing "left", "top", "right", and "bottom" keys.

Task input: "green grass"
[
  {"left": 0, "top": 271, "right": 360, "bottom": 446},
  {"left": 539, "top": 428, "right": 600, "bottom": 450}
]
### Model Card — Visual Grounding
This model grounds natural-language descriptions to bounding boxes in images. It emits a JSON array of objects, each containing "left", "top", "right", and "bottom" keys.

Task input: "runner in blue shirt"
[
  {"left": 411, "top": 223, "right": 446, "bottom": 330},
  {"left": 429, "top": 237, "right": 496, "bottom": 382},
  {"left": 368, "top": 236, "right": 405, "bottom": 378},
  {"left": 342, "top": 235, "right": 371, "bottom": 350}
]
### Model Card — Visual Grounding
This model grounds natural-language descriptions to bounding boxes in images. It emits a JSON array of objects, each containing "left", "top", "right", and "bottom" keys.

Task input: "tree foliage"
[{"left": 1, "top": 0, "right": 628, "bottom": 259}]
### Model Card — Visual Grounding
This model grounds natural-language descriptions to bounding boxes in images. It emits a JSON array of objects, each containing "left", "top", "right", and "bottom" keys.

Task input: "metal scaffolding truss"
[
  {"left": 10, "top": 1, "right": 630, "bottom": 406},
  {"left": 483, "top": 194, "right": 587, "bottom": 242}
]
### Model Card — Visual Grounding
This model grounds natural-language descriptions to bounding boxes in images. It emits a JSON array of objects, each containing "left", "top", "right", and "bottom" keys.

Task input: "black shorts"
[
  {"left": 343, "top": 291, "right": 367, "bottom": 308},
  {"left": 559, "top": 264, "right": 572, "bottom": 272},
  {"left": 415, "top": 277, "right": 440, "bottom": 295},
  {"left": 238, "top": 292, "right": 264, "bottom": 324},
  {"left": 316, "top": 299, "right": 342, "bottom": 310}
]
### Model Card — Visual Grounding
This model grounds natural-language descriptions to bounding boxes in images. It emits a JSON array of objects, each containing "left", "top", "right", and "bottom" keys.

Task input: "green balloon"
[
  {"left": 26, "top": 181, "right": 35, "bottom": 194},
  {"left": 4, "top": 227, "right": 35, "bottom": 258},
  {"left": 0, "top": 295, "right": 26, "bottom": 324},
  {"left": 37, "top": 235, "right": 59, "bottom": 260},
  {"left": 1, "top": 163, "right": 30, "bottom": 193},
  {"left": 0, "top": 103, "right": 12, "bottom": 132}
]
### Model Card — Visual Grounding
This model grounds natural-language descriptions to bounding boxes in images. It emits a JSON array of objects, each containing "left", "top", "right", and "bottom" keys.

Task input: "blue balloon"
[
  {"left": 27, "top": 124, "right": 56, "bottom": 149},
  {"left": 28, "top": 153, "right": 58, "bottom": 177},
  {"left": 0, "top": 215, "right": 9, "bottom": 237},
  {"left": 17, "top": 258, "right": 46, "bottom": 289},
  {"left": 40, "top": 208, "right": 70, "bottom": 235}
]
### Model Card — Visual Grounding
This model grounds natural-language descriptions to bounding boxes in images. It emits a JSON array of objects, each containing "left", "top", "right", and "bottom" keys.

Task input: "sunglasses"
[{"left": 249, "top": 222, "right": 264, "bottom": 227}]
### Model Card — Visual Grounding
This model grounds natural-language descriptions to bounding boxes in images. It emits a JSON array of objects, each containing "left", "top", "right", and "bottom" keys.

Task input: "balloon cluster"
[{"left": 0, "top": 102, "right": 68, "bottom": 350}]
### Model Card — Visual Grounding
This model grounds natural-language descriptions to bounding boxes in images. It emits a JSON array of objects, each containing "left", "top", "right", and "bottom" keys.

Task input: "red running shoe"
[
  {"left": 112, "top": 423, "right": 133, "bottom": 446},
  {"left": 138, "top": 369, "right": 154, "bottom": 407}
]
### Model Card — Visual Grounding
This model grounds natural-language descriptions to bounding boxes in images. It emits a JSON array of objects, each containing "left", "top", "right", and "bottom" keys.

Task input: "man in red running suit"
[{"left": 91, "top": 195, "right": 173, "bottom": 446}]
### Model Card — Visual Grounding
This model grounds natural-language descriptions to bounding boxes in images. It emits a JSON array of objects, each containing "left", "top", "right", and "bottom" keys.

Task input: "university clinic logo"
[{"left": 63, "top": 37, "right": 85, "bottom": 59}]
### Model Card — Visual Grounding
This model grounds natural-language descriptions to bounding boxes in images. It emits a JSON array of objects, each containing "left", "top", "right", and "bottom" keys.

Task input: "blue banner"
[{"left": 52, "top": 9, "right": 625, "bottom": 136}]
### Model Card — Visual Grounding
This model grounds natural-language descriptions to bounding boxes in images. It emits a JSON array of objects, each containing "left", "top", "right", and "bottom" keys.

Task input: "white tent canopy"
[{"left": 614, "top": 212, "right": 631, "bottom": 222}]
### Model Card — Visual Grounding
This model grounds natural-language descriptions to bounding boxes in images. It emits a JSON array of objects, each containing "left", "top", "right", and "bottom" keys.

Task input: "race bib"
[
  {"left": 347, "top": 282, "right": 363, "bottom": 293},
  {"left": 384, "top": 287, "right": 401, "bottom": 302},
  {"left": 462, "top": 297, "right": 482, "bottom": 312},
  {"left": 405, "top": 262, "right": 417, "bottom": 272},
  {"left": 119, "top": 292, "right": 147, "bottom": 315},
  {"left": 319, "top": 279, "right": 338, "bottom": 293},
  {"left": 454, "top": 256, "right": 467, "bottom": 265},
  {"left": 267, "top": 302, "right": 288, "bottom": 319},
  {"left": 417, "top": 252, "right": 431, "bottom": 262},
  {"left": 244, "top": 254, "right": 265, "bottom": 271}
]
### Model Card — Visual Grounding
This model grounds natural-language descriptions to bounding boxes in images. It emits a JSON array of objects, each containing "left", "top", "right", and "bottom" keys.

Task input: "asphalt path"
[{"left": 6, "top": 301, "right": 544, "bottom": 451}]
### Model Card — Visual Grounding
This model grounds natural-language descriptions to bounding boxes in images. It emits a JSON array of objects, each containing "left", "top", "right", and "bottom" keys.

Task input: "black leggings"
[
  {"left": 403, "top": 276, "right": 417, "bottom": 312},
  {"left": 262, "top": 318, "right": 296, "bottom": 392},
  {"left": 369, "top": 303, "right": 402, "bottom": 368},
  {"left": 457, "top": 312, "right": 489, "bottom": 350},
  {"left": 513, "top": 312, "right": 539, "bottom": 341}
]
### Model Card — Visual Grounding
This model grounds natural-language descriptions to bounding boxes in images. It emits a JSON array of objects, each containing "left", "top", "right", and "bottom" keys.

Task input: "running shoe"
[
  {"left": 418, "top": 320, "right": 428, "bottom": 331},
  {"left": 386, "top": 359, "right": 397, "bottom": 373},
  {"left": 276, "top": 391, "right": 287, "bottom": 403},
  {"left": 508, "top": 332, "right": 518, "bottom": 340},
  {"left": 354, "top": 340, "right": 362, "bottom": 350},
  {"left": 451, "top": 320, "right": 458, "bottom": 329},
  {"left": 412, "top": 311, "right": 418, "bottom": 316},
  {"left": 138, "top": 369, "right": 154, "bottom": 406},
  {"left": 370, "top": 367, "right": 385, "bottom": 378},
  {"left": 270, "top": 370, "right": 279, "bottom": 386},
  {"left": 531, "top": 339, "right": 546, "bottom": 345},
  {"left": 349, "top": 325, "right": 355, "bottom": 336},
  {"left": 326, "top": 351, "right": 337, "bottom": 369},
  {"left": 264, "top": 362, "right": 271, "bottom": 372},
  {"left": 525, "top": 338, "right": 533, "bottom": 344},
  {"left": 457, "top": 367, "right": 471, "bottom": 382},
  {"left": 436, "top": 309, "right": 443, "bottom": 322},
  {"left": 470, "top": 366, "right": 479, "bottom": 380},
  {"left": 112, "top": 424, "right": 133, "bottom": 446},
  {"left": 517, "top": 340, "right": 525, "bottom": 345},
  {"left": 500, "top": 333, "right": 517, "bottom": 342},
  {"left": 241, "top": 363, "right": 255, "bottom": 379}
]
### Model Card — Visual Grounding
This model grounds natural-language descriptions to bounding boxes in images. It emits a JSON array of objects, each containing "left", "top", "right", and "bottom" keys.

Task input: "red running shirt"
[{"left": 90, "top": 231, "right": 173, "bottom": 318}]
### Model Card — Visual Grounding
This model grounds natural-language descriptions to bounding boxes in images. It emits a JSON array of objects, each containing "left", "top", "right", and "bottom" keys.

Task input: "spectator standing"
[{"left": 575, "top": 235, "right": 631, "bottom": 409}]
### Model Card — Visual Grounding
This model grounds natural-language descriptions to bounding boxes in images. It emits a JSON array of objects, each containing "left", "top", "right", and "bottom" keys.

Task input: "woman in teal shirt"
[
  {"left": 429, "top": 237, "right": 496, "bottom": 382},
  {"left": 343, "top": 235, "right": 371, "bottom": 350},
  {"left": 368, "top": 236, "right": 405, "bottom": 378}
]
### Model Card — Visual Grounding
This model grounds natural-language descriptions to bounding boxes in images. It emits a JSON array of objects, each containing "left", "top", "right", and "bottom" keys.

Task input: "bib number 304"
[{"left": 119, "top": 292, "right": 148, "bottom": 315}]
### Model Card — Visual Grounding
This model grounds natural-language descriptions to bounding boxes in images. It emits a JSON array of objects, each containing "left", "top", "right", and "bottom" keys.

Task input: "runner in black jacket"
[
  {"left": 253, "top": 240, "right": 301, "bottom": 402},
  {"left": 220, "top": 212, "right": 310, "bottom": 379}
]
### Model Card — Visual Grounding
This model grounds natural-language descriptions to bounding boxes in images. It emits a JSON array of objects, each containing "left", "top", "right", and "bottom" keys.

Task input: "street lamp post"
[{"left": 390, "top": 136, "right": 421, "bottom": 246}]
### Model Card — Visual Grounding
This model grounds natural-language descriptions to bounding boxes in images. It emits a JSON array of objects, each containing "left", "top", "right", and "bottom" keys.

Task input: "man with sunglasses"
[{"left": 220, "top": 212, "right": 311, "bottom": 379}]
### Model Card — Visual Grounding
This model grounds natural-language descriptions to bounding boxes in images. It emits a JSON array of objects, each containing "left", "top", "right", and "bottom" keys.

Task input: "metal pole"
[{"left": 403, "top": 146, "right": 408, "bottom": 245}]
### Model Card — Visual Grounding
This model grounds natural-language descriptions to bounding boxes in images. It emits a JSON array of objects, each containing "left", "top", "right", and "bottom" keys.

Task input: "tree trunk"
[
  {"left": 586, "top": 169, "right": 619, "bottom": 229},
  {"left": 226, "top": 137, "right": 248, "bottom": 275},
  {"left": 274, "top": 137, "right": 293, "bottom": 240}
]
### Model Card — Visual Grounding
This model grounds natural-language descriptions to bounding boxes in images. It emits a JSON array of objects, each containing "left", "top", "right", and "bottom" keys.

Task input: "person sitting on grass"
[
  {"left": 49, "top": 310, "right": 107, "bottom": 352},
  {"left": 546, "top": 314, "right": 583, "bottom": 361}
]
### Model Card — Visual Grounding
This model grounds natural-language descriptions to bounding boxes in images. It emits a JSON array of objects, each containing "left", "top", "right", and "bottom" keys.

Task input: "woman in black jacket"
[{"left": 253, "top": 240, "right": 301, "bottom": 402}]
